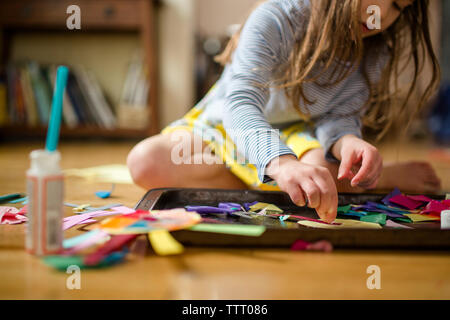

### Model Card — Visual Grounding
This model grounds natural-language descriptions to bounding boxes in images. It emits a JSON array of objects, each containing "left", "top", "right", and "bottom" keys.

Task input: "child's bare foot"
[{"left": 378, "top": 161, "right": 442, "bottom": 193}]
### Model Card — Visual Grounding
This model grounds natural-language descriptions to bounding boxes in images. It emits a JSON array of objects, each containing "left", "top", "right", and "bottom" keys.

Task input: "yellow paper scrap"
[
  {"left": 250, "top": 202, "right": 283, "bottom": 213},
  {"left": 298, "top": 218, "right": 382, "bottom": 230},
  {"left": 148, "top": 230, "right": 184, "bottom": 256},
  {"left": 73, "top": 204, "right": 91, "bottom": 213},
  {"left": 404, "top": 214, "right": 440, "bottom": 223},
  {"left": 64, "top": 164, "right": 133, "bottom": 184}
]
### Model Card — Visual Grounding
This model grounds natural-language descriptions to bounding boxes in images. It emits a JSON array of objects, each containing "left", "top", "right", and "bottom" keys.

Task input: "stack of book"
[
  {"left": 0, "top": 61, "right": 117, "bottom": 129},
  {"left": 117, "top": 52, "right": 150, "bottom": 130}
]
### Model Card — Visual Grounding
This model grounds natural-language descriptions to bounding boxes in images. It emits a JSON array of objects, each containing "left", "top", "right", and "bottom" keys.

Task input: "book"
[
  {"left": 66, "top": 71, "right": 89, "bottom": 125},
  {"left": 72, "top": 66, "right": 116, "bottom": 129},
  {"left": 6, "top": 64, "right": 18, "bottom": 124},
  {"left": 118, "top": 52, "right": 150, "bottom": 129},
  {"left": 0, "top": 80, "right": 8, "bottom": 126},
  {"left": 27, "top": 61, "right": 52, "bottom": 125},
  {"left": 83, "top": 68, "right": 116, "bottom": 129},
  {"left": 48, "top": 65, "right": 78, "bottom": 128},
  {"left": 2, "top": 61, "right": 119, "bottom": 131},
  {"left": 19, "top": 66, "right": 39, "bottom": 127}
]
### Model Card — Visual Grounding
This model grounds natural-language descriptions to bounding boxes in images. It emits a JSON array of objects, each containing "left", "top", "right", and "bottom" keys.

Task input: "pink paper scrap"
[
  {"left": 112, "top": 206, "right": 136, "bottom": 214},
  {"left": 389, "top": 195, "right": 423, "bottom": 210},
  {"left": 291, "top": 239, "right": 333, "bottom": 252},
  {"left": 407, "top": 195, "right": 433, "bottom": 203},
  {"left": 385, "top": 219, "right": 413, "bottom": 229},
  {"left": 0, "top": 206, "right": 27, "bottom": 225},
  {"left": 421, "top": 200, "right": 450, "bottom": 215},
  {"left": 63, "top": 230, "right": 110, "bottom": 255}
]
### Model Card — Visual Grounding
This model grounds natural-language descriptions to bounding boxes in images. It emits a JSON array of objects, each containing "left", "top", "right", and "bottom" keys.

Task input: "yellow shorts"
[{"left": 162, "top": 104, "right": 322, "bottom": 191}]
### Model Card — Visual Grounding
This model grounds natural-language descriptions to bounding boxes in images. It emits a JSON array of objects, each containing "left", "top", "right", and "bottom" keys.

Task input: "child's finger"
[
  {"left": 286, "top": 182, "right": 306, "bottom": 207},
  {"left": 338, "top": 151, "right": 357, "bottom": 180},
  {"left": 351, "top": 153, "right": 377, "bottom": 187},
  {"left": 300, "top": 179, "right": 321, "bottom": 209},
  {"left": 313, "top": 175, "right": 338, "bottom": 222},
  {"left": 356, "top": 156, "right": 382, "bottom": 187}
]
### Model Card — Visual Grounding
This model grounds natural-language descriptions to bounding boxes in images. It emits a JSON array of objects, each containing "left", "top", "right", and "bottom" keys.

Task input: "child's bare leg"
[
  {"left": 299, "top": 148, "right": 442, "bottom": 193},
  {"left": 376, "top": 162, "right": 441, "bottom": 193},
  {"left": 127, "top": 131, "right": 248, "bottom": 190}
]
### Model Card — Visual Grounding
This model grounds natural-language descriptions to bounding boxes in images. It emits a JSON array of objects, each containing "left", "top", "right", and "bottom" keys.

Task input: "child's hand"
[
  {"left": 332, "top": 135, "right": 383, "bottom": 189},
  {"left": 267, "top": 155, "right": 338, "bottom": 223}
]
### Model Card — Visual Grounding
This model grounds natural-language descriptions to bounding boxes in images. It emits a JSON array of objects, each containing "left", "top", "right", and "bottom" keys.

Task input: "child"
[{"left": 127, "top": 0, "right": 441, "bottom": 223}]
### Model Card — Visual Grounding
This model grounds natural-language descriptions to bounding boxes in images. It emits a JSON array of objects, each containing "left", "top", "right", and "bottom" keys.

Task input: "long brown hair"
[{"left": 215, "top": 0, "right": 441, "bottom": 138}]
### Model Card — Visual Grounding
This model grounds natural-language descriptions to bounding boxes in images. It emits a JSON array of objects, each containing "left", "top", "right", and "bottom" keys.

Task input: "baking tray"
[{"left": 135, "top": 188, "right": 450, "bottom": 250}]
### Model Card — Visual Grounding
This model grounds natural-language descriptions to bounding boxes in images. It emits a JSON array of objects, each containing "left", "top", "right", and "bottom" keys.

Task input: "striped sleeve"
[
  {"left": 223, "top": 2, "right": 297, "bottom": 183},
  {"left": 314, "top": 88, "right": 368, "bottom": 162}
]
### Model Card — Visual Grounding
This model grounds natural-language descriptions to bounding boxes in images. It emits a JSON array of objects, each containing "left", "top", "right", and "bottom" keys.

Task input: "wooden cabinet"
[{"left": 0, "top": 0, "right": 159, "bottom": 139}]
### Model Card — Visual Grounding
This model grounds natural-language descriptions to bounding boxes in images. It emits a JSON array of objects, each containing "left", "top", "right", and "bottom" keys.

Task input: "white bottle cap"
[
  {"left": 442, "top": 210, "right": 450, "bottom": 230},
  {"left": 29, "top": 150, "right": 62, "bottom": 175}
]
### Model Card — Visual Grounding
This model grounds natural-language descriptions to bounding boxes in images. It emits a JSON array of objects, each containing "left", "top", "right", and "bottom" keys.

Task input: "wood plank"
[{"left": 0, "top": 0, "right": 143, "bottom": 31}]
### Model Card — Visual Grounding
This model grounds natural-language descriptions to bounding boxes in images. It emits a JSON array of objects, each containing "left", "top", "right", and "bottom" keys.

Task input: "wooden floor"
[{"left": 0, "top": 139, "right": 449, "bottom": 299}]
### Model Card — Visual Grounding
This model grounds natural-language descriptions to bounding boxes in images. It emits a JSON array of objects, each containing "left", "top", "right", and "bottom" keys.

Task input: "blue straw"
[{"left": 46, "top": 66, "right": 69, "bottom": 152}]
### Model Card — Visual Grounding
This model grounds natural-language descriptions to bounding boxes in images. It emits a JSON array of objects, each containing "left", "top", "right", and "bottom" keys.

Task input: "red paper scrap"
[
  {"left": 421, "top": 200, "right": 450, "bottom": 215},
  {"left": 84, "top": 234, "right": 137, "bottom": 266},
  {"left": 407, "top": 195, "right": 433, "bottom": 203},
  {"left": 18, "top": 205, "right": 28, "bottom": 215},
  {"left": 0, "top": 206, "right": 27, "bottom": 224},
  {"left": 291, "top": 240, "right": 333, "bottom": 252},
  {"left": 291, "top": 240, "right": 310, "bottom": 251},
  {"left": 389, "top": 195, "right": 423, "bottom": 210}
]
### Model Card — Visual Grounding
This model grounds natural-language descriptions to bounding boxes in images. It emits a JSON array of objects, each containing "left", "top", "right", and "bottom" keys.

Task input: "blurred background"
[{"left": 0, "top": 0, "right": 448, "bottom": 146}]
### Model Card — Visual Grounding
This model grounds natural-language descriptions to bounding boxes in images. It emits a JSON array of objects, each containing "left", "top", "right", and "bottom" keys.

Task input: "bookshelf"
[{"left": 0, "top": 0, "right": 159, "bottom": 139}]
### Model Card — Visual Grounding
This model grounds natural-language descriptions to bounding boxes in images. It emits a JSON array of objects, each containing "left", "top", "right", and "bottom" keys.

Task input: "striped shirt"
[{"left": 200, "top": 0, "right": 387, "bottom": 182}]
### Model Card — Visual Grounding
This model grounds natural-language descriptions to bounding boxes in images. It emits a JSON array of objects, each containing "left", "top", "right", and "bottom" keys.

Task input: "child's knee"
[{"left": 127, "top": 138, "right": 165, "bottom": 186}]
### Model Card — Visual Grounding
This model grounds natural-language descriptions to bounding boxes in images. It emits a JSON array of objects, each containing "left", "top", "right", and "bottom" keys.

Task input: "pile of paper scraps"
[
  {"left": 44, "top": 207, "right": 202, "bottom": 270},
  {"left": 184, "top": 188, "right": 450, "bottom": 231},
  {"left": 334, "top": 188, "right": 449, "bottom": 229}
]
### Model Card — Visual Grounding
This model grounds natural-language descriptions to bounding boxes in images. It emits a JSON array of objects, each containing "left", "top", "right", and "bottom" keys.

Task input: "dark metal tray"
[{"left": 135, "top": 188, "right": 450, "bottom": 250}]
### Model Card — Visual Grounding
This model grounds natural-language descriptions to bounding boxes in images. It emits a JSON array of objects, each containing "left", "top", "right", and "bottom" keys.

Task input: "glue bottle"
[
  {"left": 26, "top": 150, "right": 64, "bottom": 256},
  {"left": 26, "top": 66, "right": 68, "bottom": 256}
]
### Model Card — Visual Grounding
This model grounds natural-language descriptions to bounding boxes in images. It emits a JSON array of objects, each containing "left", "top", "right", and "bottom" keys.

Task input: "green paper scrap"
[
  {"left": 338, "top": 210, "right": 367, "bottom": 218},
  {"left": 189, "top": 223, "right": 266, "bottom": 237},
  {"left": 393, "top": 217, "right": 413, "bottom": 224},
  {"left": 446, "top": 194, "right": 450, "bottom": 200},
  {"left": 361, "top": 213, "right": 387, "bottom": 226},
  {"left": 43, "top": 251, "right": 127, "bottom": 271},
  {"left": 63, "top": 230, "right": 100, "bottom": 249},
  {"left": 9, "top": 196, "right": 28, "bottom": 204},
  {"left": 43, "top": 255, "right": 85, "bottom": 271},
  {"left": 0, "top": 193, "right": 25, "bottom": 204},
  {"left": 337, "top": 205, "right": 351, "bottom": 214}
]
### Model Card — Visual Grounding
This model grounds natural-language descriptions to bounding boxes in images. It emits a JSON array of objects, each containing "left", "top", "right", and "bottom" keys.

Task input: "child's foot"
[{"left": 378, "top": 161, "right": 442, "bottom": 193}]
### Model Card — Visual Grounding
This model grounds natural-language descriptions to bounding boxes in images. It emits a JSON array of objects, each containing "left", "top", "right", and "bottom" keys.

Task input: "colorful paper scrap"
[
  {"left": 148, "top": 230, "right": 184, "bottom": 256},
  {"left": 298, "top": 218, "right": 382, "bottom": 230},
  {"left": 404, "top": 214, "right": 441, "bottom": 223},
  {"left": 360, "top": 213, "right": 387, "bottom": 226},
  {"left": 189, "top": 223, "right": 266, "bottom": 237}
]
